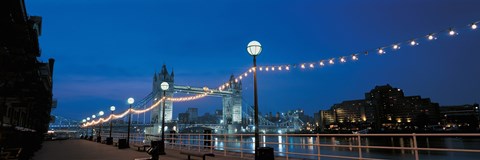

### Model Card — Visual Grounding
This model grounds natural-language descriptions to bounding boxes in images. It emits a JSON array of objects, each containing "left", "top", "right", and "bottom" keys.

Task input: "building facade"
[
  {"left": 1, "top": 0, "right": 55, "bottom": 158},
  {"left": 187, "top": 108, "right": 198, "bottom": 122},
  {"left": 316, "top": 85, "right": 441, "bottom": 132},
  {"left": 440, "top": 104, "right": 479, "bottom": 131}
]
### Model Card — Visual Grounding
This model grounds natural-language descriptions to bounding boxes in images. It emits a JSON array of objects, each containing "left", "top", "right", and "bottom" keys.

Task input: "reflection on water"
[
  {"left": 162, "top": 134, "right": 480, "bottom": 160},
  {"left": 278, "top": 136, "right": 283, "bottom": 153}
]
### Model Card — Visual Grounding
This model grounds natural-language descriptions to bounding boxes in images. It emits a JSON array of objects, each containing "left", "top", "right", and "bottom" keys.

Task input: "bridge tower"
[
  {"left": 151, "top": 64, "right": 174, "bottom": 134},
  {"left": 222, "top": 75, "right": 242, "bottom": 133}
]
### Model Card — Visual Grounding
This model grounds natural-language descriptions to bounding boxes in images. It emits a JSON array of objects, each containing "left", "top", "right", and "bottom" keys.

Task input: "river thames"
[{"left": 202, "top": 135, "right": 480, "bottom": 160}]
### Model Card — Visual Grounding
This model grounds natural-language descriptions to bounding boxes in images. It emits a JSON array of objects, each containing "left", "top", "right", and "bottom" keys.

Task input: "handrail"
[{"left": 125, "top": 132, "right": 480, "bottom": 160}]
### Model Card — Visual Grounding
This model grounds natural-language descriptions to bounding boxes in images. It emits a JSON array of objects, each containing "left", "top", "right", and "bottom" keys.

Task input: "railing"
[
  {"left": 105, "top": 132, "right": 480, "bottom": 159},
  {"left": 144, "top": 133, "right": 480, "bottom": 160}
]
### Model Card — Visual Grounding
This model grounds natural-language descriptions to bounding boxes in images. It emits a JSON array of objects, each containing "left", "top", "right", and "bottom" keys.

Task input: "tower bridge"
[
  {"left": 148, "top": 64, "right": 243, "bottom": 134},
  {"left": 52, "top": 64, "right": 303, "bottom": 135},
  {"left": 145, "top": 64, "right": 303, "bottom": 134}
]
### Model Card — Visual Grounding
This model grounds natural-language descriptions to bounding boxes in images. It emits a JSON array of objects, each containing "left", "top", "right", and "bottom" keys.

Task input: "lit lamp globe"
[
  {"left": 110, "top": 106, "right": 116, "bottom": 112},
  {"left": 161, "top": 82, "right": 169, "bottom": 90},
  {"left": 82, "top": 119, "right": 86, "bottom": 123},
  {"left": 87, "top": 117, "right": 90, "bottom": 121},
  {"left": 99, "top": 111, "right": 104, "bottom": 116},
  {"left": 92, "top": 115, "right": 96, "bottom": 119},
  {"left": 247, "top": 40, "right": 262, "bottom": 56},
  {"left": 128, "top": 97, "right": 135, "bottom": 104}
]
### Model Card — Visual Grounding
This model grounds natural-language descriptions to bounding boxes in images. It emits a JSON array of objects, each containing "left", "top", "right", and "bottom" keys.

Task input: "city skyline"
[{"left": 26, "top": 0, "right": 480, "bottom": 120}]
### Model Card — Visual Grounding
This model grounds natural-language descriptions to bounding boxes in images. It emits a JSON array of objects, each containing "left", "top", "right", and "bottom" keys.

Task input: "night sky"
[{"left": 26, "top": 0, "right": 480, "bottom": 121}]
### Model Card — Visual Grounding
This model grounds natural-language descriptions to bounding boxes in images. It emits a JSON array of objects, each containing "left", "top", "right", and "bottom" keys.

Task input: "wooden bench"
[
  {"left": 179, "top": 151, "right": 214, "bottom": 160},
  {"left": 133, "top": 144, "right": 150, "bottom": 152},
  {"left": 1, "top": 152, "right": 10, "bottom": 160},
  {"left": 2, "top": 148, "right": 22, "bottom": 160}
]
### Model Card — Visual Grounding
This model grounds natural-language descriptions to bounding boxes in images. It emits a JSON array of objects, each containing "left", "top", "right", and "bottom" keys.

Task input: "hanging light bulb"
[
  {"left": 259, "top": 67, "right": 263, "bottom": 71},
  {"left": 352, "top": 54, "right": 358, "bottom": 61},
  {"left": 449, "top": 29, "right": 456, "bottom": 36},
  {"left": 329, "top": 59, "right": 335, "bottom": 64},
  {"left": 472, "top": 23, "right": 478, "bottom": 30},
  {"left": 410, "top": 40, "right": 417, "bottom": 46},
  {"left": 340, "top": 57, "right": 346, "bottom": 63},
  {"left": 278, "top": 66, "right": 282, "bottom": 71},
  {"left": 378, "top": 48, "right": 385, "bottom": 54},
  {"left": 244, "top": 73, "right": 247, "bottom": 77},
  {"left": 265, "top": 67, "right": 269, "bottom": 71},
  {"left": 286, "top": 66, "right": 290, "bottom": 70},
  {"left": 320, "top": 61, "right": 325, "bottom": 66},
  {"left": 309, "top": 63, "right": 314, "bottom": 68},
  {"left": 239, "top": 76, "right": 243, "bottom": 79},
  {"left": 301, "top": 64, "right": 305, "bottom": 69},
  {"left": 249, "top": 69, "right": 252, "bottom": 73},
  {"left": 271, "top": 66, "right": 275, "bottom": 71},
  {"left": 393, "top": 44, "right": 400, "bottom": 50}
]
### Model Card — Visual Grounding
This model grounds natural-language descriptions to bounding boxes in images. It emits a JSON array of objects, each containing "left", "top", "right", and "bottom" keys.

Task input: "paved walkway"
[
  {"left": 34, "top": 140, "right": 149, "bottom": 160},
  {"left": 33, "top": 139, "right": 287, "bottom": 160}
]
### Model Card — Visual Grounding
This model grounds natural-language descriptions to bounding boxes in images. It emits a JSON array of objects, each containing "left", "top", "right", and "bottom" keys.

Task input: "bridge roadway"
[{"left": 33, "top": 139, "right": 296, "bottom": 160}]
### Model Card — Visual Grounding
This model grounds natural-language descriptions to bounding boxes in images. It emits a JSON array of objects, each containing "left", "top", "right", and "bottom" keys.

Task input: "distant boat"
[{"left": 352, "top": 129, "right": 368, "bottom": 134}]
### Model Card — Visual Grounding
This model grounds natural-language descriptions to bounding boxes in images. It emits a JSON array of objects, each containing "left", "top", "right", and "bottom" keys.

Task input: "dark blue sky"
[{"left": 27, "top": 0, "right": 480, "bottom": 120}]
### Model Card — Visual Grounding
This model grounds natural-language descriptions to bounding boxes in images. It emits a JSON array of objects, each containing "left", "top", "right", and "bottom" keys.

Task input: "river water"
[{"left": 169, "top": 135, "right": 480, "bottom": 160}]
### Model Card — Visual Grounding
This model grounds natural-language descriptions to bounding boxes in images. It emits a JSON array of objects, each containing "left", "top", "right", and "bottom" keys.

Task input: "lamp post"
[
  {"left": 247, "top": 40, "right": 262, "bottom": 159},
  {"left": 109, "top": 106, "right": 115, "bottom": 138},
  {"left": 86, "top": 117, "right": 91, "bottom": 139},
  {"left": 82, "top": 119, "right": 86, "bottom": 138},
  {"left": 92, "top": 115, "right": 96, "bottom": 137},
  {"left": 98, "top": 111, "right": 104, "bottom": 142},
  {"left": 159, "top": 82, "right": 169, "bottom": 155},
  {"left": 127, "top": 97, "right": 134, "bottom": 146}
]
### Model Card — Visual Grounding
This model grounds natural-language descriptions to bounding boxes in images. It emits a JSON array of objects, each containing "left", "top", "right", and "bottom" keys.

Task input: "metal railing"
[{"left": 115, "top": 133, "right": 480, "bottom": 159}]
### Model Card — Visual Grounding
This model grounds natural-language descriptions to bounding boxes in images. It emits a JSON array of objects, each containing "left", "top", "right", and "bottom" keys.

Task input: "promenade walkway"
[{"left": 33, "top": 139, "right": 287, "bottom": 160}]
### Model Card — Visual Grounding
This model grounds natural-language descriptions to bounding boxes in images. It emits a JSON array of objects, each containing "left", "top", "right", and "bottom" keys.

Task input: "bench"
[
  {"left": 179, "top": 151, "right": 214, "bottom": 160},
  {"left": 2, "top": 148, "right": 22, "bottom": 160},
  {"left": 133, "top": 144, "right": 151, "bottom": 151},
  {"left": 1, "top": 152, "right": 10, "bottom": 160}
]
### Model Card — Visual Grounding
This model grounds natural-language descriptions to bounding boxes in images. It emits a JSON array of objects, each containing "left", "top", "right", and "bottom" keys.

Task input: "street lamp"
[
  {"left": 86, "top": 117, "right": 91, "bottom": 138},
  {"left": 92, "top": 115, "right": 96, "bottom": 137},
  {"left": 127, "top": 97, "right": 134, "bottom": 146},
  {"left": 109, "top": 106, "right": 115, "bottom": 138},
  {"left": 82, "top": 119, "right": 86, "bottom": 138},
  {"left": 247, "top": 40, "right": 262, "bottom": 159},
  {"left": 159, "top": 81, "right": 169, "bottom": 155},
  {"left": 98, "top": 111, "right": 104, "bottom": 142}
]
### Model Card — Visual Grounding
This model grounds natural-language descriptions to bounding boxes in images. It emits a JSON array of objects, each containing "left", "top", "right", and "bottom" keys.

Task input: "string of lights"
[
  {"left": 217, "top": 20, "right": 478, "bottom": 91},
  {"left": 84, "top": 20, "right": 478, "bottom": 127},
  {"left": 82, "top": 92, "right": 212, "bottom": 127},
  {"left": 167, "top": 92, "right": 210, "bottom": 102}
]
